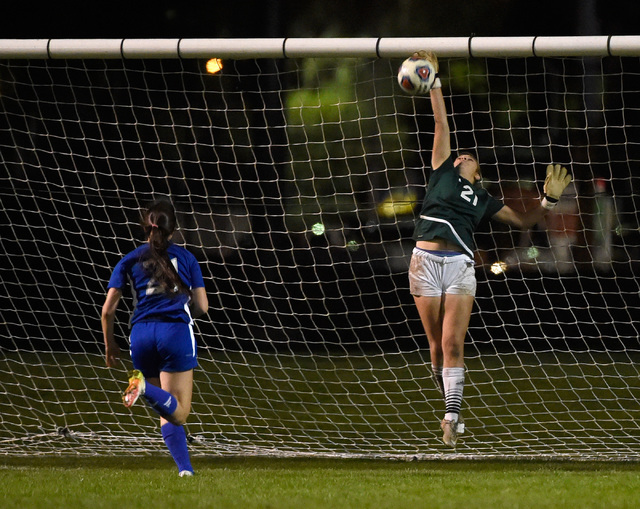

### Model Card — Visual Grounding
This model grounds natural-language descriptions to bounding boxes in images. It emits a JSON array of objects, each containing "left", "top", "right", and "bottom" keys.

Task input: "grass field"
[
  {"left": 2, "top": 455, "right": 640, "bottom": 509},
  {"left": 3, "top": 351, "right": 640, "bottom": 507},
  {"left": 4, "top": 349, "right": 640, "bottom": 460}
]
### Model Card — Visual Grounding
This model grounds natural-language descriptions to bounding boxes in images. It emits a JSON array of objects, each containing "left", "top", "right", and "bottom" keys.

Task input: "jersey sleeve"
[
  {"left": 485, "top": 194, "right": 505, "bottom": 220},
  {"left": 107, "top": 256, "right": 129, "bottom": 290},
  {"left": 431, "top": 155, "right": 454, "bottom": 174}
]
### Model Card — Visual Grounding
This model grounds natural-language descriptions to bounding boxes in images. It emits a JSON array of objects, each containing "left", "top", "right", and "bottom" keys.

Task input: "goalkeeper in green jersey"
[{"left": 408, "top": 51, "right": 572, "bottom": 448}]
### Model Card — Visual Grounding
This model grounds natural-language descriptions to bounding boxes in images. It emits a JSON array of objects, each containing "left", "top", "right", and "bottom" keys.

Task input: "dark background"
[
  {"left": 1, "top": 0, "right": 640, "bottom": 356},
  {"left": 1, "top": 0, "right": 637, "bottom": 39}
]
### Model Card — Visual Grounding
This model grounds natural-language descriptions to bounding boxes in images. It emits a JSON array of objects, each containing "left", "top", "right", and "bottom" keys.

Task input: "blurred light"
[
  {"left": 490, "top": 261, "right": 508, "bottom": 275},
  {"left": 346, "top": 240, "right": 359, "bottom": 251},
  {"left": 311, "top": 222, "right": 325, "bottom": 236},
  {"left": 206, "top": 58, "right": 223, "bottom": 74},
  {"left": 377, "top": 190, "right": 417, "bottom": 218},
  {"left": 526, "top": 246, "right": 540, "bottom": 259}
]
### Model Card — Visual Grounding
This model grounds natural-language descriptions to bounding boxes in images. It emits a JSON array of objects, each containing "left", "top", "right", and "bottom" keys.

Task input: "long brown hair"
[{"left": 141, "top": 200, "right": 190, "bottom": 297}]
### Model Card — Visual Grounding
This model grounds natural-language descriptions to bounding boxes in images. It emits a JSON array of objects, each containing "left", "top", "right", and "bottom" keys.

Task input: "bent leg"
[
  {"left": 159, "top": 369, "right": 194, "bottom": 425},
  {"left": 141, "top": 370, "right": 193, "bottom": 426}
]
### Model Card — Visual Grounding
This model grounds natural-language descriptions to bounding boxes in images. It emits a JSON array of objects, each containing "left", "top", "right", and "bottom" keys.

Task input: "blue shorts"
[{"left": 129, "top": 321, "right": 198, "bottom": 378}]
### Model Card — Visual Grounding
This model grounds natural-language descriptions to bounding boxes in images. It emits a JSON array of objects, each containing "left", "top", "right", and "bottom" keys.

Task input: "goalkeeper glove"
[
  {"left": 424, "top": 50, "right": 441, "bottom": 89},
  {"left": 542, "top": 164, "right": 572, "bottom": 209},
  {"left": 415, "top": 50, "right": 442, "bottom": 90}
]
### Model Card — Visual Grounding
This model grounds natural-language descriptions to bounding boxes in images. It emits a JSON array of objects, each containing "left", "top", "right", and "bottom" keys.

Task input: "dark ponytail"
[{"left": 141, "top": 200, "right": 190, "bottom": 297}]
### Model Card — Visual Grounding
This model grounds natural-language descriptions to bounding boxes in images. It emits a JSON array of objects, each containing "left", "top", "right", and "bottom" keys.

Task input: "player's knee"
[
  {"left": 170, "top": 413, "right": 188, "bottom": 426},
  {"left": 169, "top": 405, "right": 191, "bottom": 426},
  {"left": 171, "top": 409, "right": 189, "bottom": 426},
  {"left": 443, "top": 341, "right": 463, "bottom": 363}
]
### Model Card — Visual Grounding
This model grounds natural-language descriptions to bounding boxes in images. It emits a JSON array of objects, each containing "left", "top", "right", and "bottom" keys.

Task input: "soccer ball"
[{"left": 397, "top": 57, "right": 437, "bottom": 95}]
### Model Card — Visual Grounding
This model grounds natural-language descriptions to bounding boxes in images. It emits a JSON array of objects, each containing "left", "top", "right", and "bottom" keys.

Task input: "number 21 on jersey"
[{"left": 460, "top": 185, "right": 478, "bottom": 206}]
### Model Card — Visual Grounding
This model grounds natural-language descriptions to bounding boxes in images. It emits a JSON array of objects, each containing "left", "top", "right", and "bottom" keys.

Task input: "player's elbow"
[
  {"left": 519, "top": 217, "right": 538, "bottom": 230},
  {"left": 190, "top": 288, "right": 209, "bottom": 318},
  {"left": 101, "top": 303, "right": 116, "bottom": 321},
  {"left": 517, "top": 208, "right": 546, "bottom": 230},
  {"left": 508, "top": 215, "right": 528, "bottom": 230},
  {"left": 494, "top": 205, "right": 538, "bottom": 231},
  {"left": 101, "top": 289, "right": 122, "bottom": 321},
  {"left": 192, "top": 303, "right": 208, "bottom": 319}
]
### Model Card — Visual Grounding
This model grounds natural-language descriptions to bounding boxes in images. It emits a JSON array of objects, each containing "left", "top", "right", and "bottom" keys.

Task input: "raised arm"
[
  {"left": 430, "top": 88, "right": 451, "bottom": 170},
  {"left": 416, "top": 51, "right": 451, "bottom": 170}
]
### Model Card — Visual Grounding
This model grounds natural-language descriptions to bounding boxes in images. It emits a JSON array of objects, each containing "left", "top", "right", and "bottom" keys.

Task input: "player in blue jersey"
[
  {"left": 409, "top": 51, "right": 572, "bottom": 448},
  {"left": 101, "top": 199, "right": 208, "bottom": 476}
]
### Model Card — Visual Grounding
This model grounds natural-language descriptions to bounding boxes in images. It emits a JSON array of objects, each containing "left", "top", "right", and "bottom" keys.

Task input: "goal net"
[{"left": 1, "top": 37, "right": 639, "bottom": 460}]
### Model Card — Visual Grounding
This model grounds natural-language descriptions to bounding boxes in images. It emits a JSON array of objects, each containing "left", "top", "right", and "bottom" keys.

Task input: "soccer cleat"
[
  {"left": 179, "top": 470, "right": 194, "bottom": 477},
  {"left": 441, "top": 419, "right": 460, "bottom": 448},
  {"left": 123, "top": 369, "right": 146, "bottom": 408}
]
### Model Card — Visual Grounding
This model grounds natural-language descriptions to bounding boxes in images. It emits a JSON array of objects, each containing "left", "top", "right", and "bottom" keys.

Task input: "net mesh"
[{"left": 1, "top": 54, "right": 639, "bottom": 459}]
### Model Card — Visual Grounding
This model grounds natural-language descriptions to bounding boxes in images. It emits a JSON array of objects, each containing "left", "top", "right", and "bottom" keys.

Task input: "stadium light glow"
[
  {"left": 490, "top": 261, "right": 508, "bottom": 275},
  {"left": 206, "top": 58, "right": 223, "bottom": 74}
]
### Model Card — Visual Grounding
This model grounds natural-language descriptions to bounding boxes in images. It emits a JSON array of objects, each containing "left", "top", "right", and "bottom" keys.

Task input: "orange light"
[{"left": 206, "top": 58, "right": 223, "bottom": 74}]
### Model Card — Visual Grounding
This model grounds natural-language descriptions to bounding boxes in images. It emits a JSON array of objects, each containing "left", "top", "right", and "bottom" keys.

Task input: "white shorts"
[{"left": 409, "top": 248, "right": 476, "bottom": 297}]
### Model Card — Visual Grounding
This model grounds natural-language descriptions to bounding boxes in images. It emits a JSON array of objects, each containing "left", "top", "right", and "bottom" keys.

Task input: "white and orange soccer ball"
[{"left": 397, "top": 56, "right": 437, "bottom": 95}]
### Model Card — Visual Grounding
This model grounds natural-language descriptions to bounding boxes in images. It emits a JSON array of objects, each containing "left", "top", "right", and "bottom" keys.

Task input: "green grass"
[
  {"left": 2, "top": 350, "right": 640, "bottom": 459},
  {"left": 2, "top": 456, "right": 640, "bottom": 509}
]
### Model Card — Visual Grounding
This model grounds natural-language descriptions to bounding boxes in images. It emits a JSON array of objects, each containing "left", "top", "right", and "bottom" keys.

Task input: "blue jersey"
[{"left": 108, "top": 243, "right": 205, "bottom": 325}]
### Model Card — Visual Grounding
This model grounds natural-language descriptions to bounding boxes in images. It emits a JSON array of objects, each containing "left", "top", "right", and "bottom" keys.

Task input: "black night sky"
[{"left": 1, "top": 0, "right": 639, "bottom": 40}]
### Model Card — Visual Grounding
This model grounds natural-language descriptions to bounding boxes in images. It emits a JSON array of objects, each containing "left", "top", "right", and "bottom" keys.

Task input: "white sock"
[{"left": 442, "top": 366, "right": 465, "bottom": 422}]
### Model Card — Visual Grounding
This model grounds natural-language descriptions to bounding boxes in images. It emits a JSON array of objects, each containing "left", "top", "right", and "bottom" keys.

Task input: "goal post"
[
  {"left": 1, "top": 37, "right": 640, "bottom": 459},
  {"left": 3, "top": 35, "right": 640, "bottom": 59}
]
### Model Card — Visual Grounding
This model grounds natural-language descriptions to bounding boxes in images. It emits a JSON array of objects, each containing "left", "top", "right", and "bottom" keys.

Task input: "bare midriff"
[{"left": 416, "top": 238, "right": 462, "bottom": 252}]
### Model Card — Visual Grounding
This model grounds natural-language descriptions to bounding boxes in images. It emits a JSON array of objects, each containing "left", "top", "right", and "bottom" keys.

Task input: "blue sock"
[
  {"left": 161, "top": 422, "right": 193, "bottom": 473},
  {"left": 142, "top": 383, "right": 178, "bottom": 418}
]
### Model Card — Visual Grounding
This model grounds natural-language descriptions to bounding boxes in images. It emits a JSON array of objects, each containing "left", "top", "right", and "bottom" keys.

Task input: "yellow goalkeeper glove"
[{"left": 542, "top": 164, "right": 572, "bottom": 209}]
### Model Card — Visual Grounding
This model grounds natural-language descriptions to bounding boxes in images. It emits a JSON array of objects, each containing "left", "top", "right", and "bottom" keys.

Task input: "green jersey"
[{"left": 412, "top": 156, "right": 504, "bottom": 257}]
